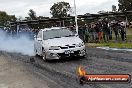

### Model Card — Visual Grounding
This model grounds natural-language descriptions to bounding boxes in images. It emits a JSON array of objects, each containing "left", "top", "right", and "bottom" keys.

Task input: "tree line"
[{"left": 0, "top": 11, "right": 16, "bottom": 27}]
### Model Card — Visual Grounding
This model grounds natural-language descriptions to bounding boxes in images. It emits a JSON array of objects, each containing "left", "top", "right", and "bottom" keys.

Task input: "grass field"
[
  {"left": 111, "top": 28, "right": 132, "bottom": 41},
  {"left": 87, "top": 42, "right": 132, "bottom": 48},
  {"left": 126, "top": 28, "right": 132, "bottom": 40}
]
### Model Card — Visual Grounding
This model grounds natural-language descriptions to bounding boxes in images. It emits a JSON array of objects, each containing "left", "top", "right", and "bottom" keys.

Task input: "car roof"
[{"left": 41, "top": 27, "right": 67, "bottom": 32}]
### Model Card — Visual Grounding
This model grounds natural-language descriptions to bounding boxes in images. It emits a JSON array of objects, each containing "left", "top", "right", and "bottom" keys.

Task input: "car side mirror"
[{"left": 37, "top": 38, "right": 42, "bottom": 41}]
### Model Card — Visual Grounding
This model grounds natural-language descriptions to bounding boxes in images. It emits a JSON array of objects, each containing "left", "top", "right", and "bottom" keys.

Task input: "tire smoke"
[{"left": 0, "top": 30, "right": 35, "bottom": 56}]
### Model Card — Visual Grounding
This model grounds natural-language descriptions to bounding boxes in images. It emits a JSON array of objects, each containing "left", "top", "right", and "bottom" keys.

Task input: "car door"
[{"left": 36, "top": 30, "right": 43, "bottom": 55}]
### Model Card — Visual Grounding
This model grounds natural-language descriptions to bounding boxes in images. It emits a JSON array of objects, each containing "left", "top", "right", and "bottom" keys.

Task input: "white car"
[{"left": 34, "top": 27, "right": 86, "bottom": 61}]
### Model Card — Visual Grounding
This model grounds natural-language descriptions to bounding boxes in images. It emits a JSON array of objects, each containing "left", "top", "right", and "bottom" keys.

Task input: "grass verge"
[{"left": 86, "top": 42, "right": 132, "bottom": 48}]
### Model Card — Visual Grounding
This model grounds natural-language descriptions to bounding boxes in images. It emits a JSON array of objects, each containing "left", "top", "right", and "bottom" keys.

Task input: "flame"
[{"left": 78, "top": 66, "right": 86, "bottom": 76}]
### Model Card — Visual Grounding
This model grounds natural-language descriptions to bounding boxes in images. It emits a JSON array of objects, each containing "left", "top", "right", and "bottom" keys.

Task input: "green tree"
[
  {"left": 118, "top": 0, "right": 132, "bottom": 12},
  {"left": 28, "top": 9, "right": 37, "bottom": 20},
  {"left": 112, "top": 5, "right": 117, "bottom": 12},
  {"left": 0, "top": 11, "right": 16, "bottom": 26},
  {"left": 84, "top": 13, "right": 90, "bottom": 16},
  {"left": 50, "top": 1, "right": 71, "bottom": 18},
  {"left": 9, "top": 15, "right": 16, "bottom": 21}
]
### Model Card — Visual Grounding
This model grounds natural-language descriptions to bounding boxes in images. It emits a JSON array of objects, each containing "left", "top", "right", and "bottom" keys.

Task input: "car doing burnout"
[{"left": 34, "top": 27, "right": 86, "bottom": 60}]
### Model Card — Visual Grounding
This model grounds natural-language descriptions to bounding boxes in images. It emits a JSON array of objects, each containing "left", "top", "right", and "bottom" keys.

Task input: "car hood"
[{"left": 43, "top": 36, "right": 83, "bottom": 46}]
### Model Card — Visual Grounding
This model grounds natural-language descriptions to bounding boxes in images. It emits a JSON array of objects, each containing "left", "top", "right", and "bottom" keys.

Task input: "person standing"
[
  {"left": 102, "top": 21, "right": 109, "bottom": 42},
  {"left": 96, "top": 22, "right": 103, "bottom": 42},
  {"left": 114, "top": 22, "right": 120, "bottom": 41},
  {"left": 91, "top": 23, "right": 97, "bottom": 42},
  {"left": 109, "top": 23, "right": 113, "bottom": 40},
  {"left": 119, "top": 23, "right": 125, "bottom": 41},
  {"left": 84, "top": 24, "right": 90, "bottom": 43},
  {"left": 78, "top": 25, "right": 85, "bottom": 42}
]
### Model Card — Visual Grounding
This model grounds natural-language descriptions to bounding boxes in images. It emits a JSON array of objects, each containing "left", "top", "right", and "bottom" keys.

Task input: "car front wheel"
[{"left": 42, "top": 50, "right": 47, "bottom": 61}]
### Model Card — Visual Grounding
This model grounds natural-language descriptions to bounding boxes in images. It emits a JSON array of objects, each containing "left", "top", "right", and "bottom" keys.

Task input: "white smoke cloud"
[{"left": 0, "top": 30, "right": 35, "bottom": 56}]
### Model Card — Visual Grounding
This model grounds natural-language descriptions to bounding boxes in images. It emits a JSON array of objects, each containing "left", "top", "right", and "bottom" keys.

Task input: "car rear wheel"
[
  {"left": 42, "top": 50, "right": 47, "bottom": 61},
  {"left": 34, "top": 48, "right": 38, "bottom": 56}
]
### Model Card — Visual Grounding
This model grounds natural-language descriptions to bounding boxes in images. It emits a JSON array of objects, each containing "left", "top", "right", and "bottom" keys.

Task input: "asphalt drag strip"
[{"left": 0, "top": 47, "right": 132, "bottom": 88}]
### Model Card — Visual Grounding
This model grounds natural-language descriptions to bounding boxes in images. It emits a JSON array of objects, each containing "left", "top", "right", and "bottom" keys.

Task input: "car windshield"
[{"left": 43, "top": 28, "right": 75, "bottom": 40}]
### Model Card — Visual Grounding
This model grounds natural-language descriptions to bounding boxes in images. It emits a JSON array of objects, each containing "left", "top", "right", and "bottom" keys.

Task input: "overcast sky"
[{"left": 0, "top": 0, "right": 118, "bottom": 18}]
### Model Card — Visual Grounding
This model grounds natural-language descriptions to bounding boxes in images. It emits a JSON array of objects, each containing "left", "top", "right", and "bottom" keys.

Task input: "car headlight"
[
  {"left": 49, "top": 46, "right": 60, "bottom": 50},
  {"left": 76, "top": 42, "right": 84, "bottom": 47}
]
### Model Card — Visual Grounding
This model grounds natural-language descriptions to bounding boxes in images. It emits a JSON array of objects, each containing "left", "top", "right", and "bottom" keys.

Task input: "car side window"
[{"left": 37, "top": 30, "right": 42, "bottom": 38}]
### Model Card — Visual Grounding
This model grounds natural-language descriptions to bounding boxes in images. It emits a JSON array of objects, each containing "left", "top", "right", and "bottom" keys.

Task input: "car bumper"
[{"left": 45, "top": 46, "right": 86, "bottom": 60}]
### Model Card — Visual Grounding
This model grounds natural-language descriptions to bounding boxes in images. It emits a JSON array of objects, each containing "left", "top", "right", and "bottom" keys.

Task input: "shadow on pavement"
[{"left": 33, "top": 55, "right": 85, "bottom": 63}]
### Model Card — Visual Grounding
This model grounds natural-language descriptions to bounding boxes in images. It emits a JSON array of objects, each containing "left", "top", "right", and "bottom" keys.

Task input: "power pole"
[{"left": 74, "top": 0, "right": 78, "bottom": 34}]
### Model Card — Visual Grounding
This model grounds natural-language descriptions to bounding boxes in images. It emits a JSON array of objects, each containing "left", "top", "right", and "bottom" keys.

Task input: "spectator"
[
  {"left": 112, "top": 22, "right": 120, "bottom": 41},
  {"left": 102, "top": 21, "right": 110, "bottom": 42},
  {"left": 119, "top": 23, "right": 125, "bottom": 41},
  {"left": 90, "top": 23, "right": 97, "bottom": 42},
  {"left": 84, "top": 24, "right": 90, "bottom": 43},
  {"left": 96, "top": 22, "right": 103, "bottom": 42},
  {"left": 78, "top": 26, "right": 85, "bottom": 42}
]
